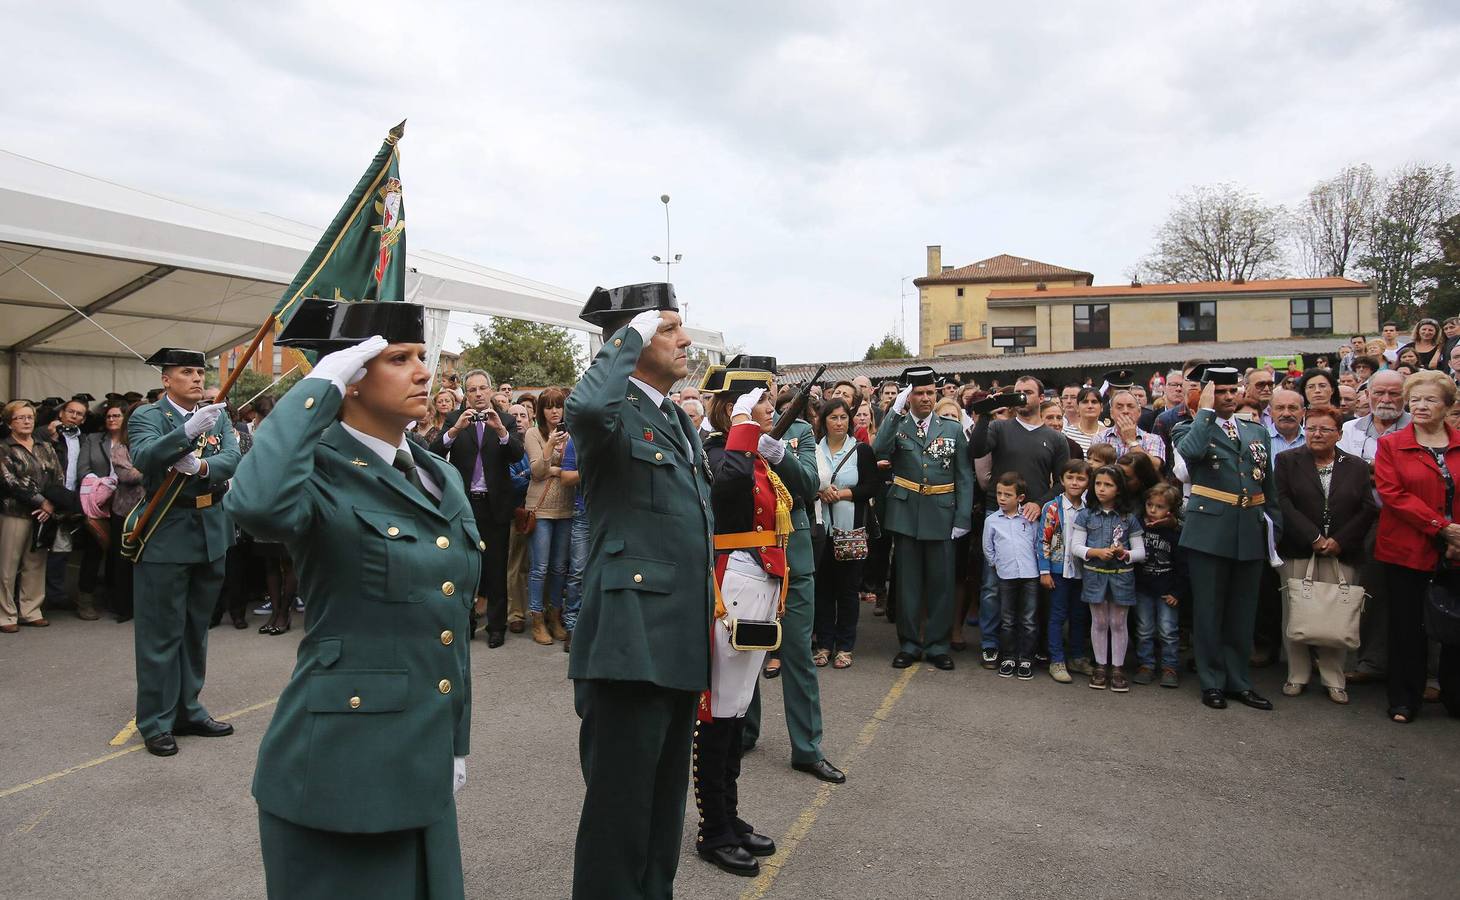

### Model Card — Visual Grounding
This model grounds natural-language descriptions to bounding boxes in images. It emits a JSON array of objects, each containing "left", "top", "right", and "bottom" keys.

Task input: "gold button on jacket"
[
  {"left": 438, "top": 679, "right": 452, "bottom": 694},
  {"left": 440, "top": 630, "right": 454, "bottom": 645},
  {"left": 442, "top": 581, "right": 455, "bottom": 596},
  {"left": 387, "top": 526, "right": 400, "bottom": 537},
  {"left": 304, "top": 396, "right": 316, "bottom": 410},
  {"left": 349, "top": 696, "right": 361, "bottom": 709},
  {"left": 436, "top": 536, "right": 450, "bottom": 549}
]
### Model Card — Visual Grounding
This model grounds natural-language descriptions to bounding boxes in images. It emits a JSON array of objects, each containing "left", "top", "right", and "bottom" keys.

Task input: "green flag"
[{"left": 273, "top": 120, "right": 408, "bottom": 329}]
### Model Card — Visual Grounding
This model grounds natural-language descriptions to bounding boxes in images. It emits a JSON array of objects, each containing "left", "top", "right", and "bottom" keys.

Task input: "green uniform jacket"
[
  {"left": 126, "top": 396, "right": 241, "bottom": 564},
  {"left": 566, "top": 327, "right": 715, "bottom": 692},
  {"left": 872, "top": 410, "right": 974, "bottom": 540},
  {"left": 225, "top": 378, "right": 478, "bottom": 834},
  {"left": 1174, "top": 409, "right": 1283, "bottom": 562},
  {"left": 778, "top": 419, "right": 818, "bottom": 573}
]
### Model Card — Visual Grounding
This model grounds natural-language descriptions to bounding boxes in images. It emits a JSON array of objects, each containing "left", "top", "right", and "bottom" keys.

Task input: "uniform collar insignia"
[{"left": 351, "top": 458, "right": 370, "bottom": 467}]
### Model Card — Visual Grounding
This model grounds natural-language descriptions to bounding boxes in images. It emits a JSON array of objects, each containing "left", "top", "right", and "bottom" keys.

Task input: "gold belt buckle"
[
  {"left": 196, "top": 494, "right": 213, "bottom": 509},
  {"left": 1237, "top": 494, "right": 1249, "bottom": 509}
]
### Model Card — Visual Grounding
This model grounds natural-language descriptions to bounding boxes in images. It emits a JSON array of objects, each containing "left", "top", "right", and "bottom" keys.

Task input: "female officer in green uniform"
[{"left": 227, "top": 300, "right": 479, "bottom": 900}]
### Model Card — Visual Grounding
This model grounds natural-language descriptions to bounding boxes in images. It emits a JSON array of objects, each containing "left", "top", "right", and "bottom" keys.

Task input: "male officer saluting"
[
  {"left": 567, "top": 283, "right": 714, "bottom": 900},
  {"left": 1173, "top": 365, "right": 1282, "bottom": 711},
  {"left": 873, "top": 366, "right": 974, "bottom": 670},
  {"left": 125, "top": 348, "right": 241, "bottom": 756}
]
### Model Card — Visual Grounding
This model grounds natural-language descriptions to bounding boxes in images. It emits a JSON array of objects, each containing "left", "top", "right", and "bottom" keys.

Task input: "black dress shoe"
[
  {"left": 927, "top": 654, "right": 955, "bottom": 671},
  {"left": 697, "top": 844, "right": 759, "bottom": 876},
  {"left": 891, "top": 651, "right": 920, "bottom": 669},
  {"left": 1225, "top": 689, "right": 1273, "bottom": 710},
  {"left": 949, "top": 640, "right": 968, "bottom": 652},
  {"left": 231, "top": 615, "right": 248, "bottom": 630},
  {"left": 486, "top": 631, "right": 505, "bottom": 648},
  {"left": 792, "top": 759, "right": 846, "bottom": 784},
  {"left": 1201, "top": 689, "right": 1227, "bottom": 709},
  {"left": 740, "top": 831, "right": 776, "bottom": 857},
  {"left": 144, "top": 733, "right": 178, "bottom": 757},
  {"left": 175, "top": 717, "right": 235, "bottom": 737}
]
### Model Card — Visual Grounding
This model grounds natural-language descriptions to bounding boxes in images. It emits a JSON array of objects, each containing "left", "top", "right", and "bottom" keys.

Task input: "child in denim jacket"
[{"left": 1071, "top": 466, "right": 1146, "bottom": 693}]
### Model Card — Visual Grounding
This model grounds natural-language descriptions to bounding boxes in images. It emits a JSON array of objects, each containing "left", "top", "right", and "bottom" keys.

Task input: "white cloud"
[{"left": 3, "top": 0, "right": 1458, "bottom": 365}]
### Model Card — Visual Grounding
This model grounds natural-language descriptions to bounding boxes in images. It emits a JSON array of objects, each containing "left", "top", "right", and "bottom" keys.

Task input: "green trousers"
[
  {"left": 893, "top": 534, "right": 954, "bottom": 657},
  {"left": 572, "top": 679, "right": 697, "bottom": 900},
  {"left": 259, "top": 807, "right": 463, "bottom": 900},
  {"left": 742, "top": 567, "right": 825, "bottom": 764},
  {"left": 1185, "top": 549, "right": 1264, "bottom": 693},
  {"left": 133, "top": 556, "right": 225, "bottom": 738}
]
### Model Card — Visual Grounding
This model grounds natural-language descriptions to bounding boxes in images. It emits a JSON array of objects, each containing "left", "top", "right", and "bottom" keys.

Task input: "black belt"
[{"left": 469, "top": 490, "right": 490, "bottom": 499}]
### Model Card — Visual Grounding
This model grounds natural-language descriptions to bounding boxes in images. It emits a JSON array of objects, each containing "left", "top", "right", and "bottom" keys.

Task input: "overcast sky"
[{"left": 6, "top": 1, "right": 1459, "bottom": 363}]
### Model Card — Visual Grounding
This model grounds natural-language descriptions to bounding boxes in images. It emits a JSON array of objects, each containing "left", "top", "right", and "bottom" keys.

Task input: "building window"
[
  {"left": 1178, "top": 301, "right": 1217, "bottom": 343},
  {"left": 948, "top": 323, "right": 964, "bottom": 342},
  {"left": 1290, "top": 297, "right": 1333, "bottom": 336},
  {"left": 1073, "top": 303, "right": 1110, "bottom": 350},
  {"left": 991, "top": 326, "right": 1037, "bottom": 354},
  {"left": 956, "top": 287, "right": 965, "bottom": 297}
]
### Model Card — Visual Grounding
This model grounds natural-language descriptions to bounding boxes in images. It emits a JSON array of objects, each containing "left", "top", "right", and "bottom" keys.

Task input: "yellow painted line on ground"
[
  {"left": 0, "top": 697, "right": 278, "bottom": 802},
  {"left": 740, "top": 663, "right": 919, "bottom": 900},
  {"left": 108, "top": 718, "right": 137, "bottom": 747}
]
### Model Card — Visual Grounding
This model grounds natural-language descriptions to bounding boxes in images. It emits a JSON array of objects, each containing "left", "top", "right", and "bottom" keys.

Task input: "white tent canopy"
[{"left": 0, "top": 148, "right": 727, "bottom": 399}]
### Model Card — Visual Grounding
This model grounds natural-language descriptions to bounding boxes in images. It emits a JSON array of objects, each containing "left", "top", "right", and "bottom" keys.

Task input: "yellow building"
[
  {"left": 914, "top": 247, "right": 1092, "bottom": 356},
  {"left": 983, "top": 277, "right": 1377, "bottom": 355}
]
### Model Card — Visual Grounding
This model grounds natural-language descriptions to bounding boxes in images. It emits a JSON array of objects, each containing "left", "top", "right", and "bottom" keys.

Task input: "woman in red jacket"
[{"left": 1372, "top": 370, "right": 1460, "bottom": 723}]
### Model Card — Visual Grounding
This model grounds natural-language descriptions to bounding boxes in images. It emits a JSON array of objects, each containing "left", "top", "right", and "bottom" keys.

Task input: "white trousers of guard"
[{"left": 711, "top": 553, "right": 780, "bottom": 718}]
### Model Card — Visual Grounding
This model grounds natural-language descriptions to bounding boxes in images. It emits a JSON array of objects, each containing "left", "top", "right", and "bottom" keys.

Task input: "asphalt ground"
[{"left": 2, "top": 603, "right": 1458, "bottom": 900}]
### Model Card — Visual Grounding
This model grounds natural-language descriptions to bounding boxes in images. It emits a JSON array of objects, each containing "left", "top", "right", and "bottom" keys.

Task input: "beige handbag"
[{"left": 1285, "top": 555, "right": 1365, "bottom": 649}]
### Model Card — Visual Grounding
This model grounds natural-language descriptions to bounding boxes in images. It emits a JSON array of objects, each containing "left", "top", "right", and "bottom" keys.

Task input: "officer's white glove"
[
  {"left": 453, "top": 756, "right": 466, "bottom": 795},
  {"left": 951, "top": 525, "right": 970, "bottom": 540},
  {"left": 308, "top": 335, "right": 389, "bottom": 396},
  {"left": 733, "top": 387, "right": 766, "bottom": 419},
  {"left": 629, "top": 309, "right": 664, "bottom": 343},
  {"left": 891, "top": 385, "right": 913, "bottom": 415},
  {"left": 757, "top": 433, "right": 786, "bottom": 464},
  {"left": 171, "top": 453, "right": 202, "bottom": 476},
  {"left": 183, "top": 403, "right": 228, "bottom": 439}
]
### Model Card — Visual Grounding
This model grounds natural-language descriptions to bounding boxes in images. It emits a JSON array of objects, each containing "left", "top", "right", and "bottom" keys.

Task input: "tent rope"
[{"left": 0, "top": 246, "right": 148, "bottom": 361}]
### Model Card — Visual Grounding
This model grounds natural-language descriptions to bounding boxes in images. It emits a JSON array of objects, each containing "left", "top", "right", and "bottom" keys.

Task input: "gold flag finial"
[{"left": 387, "top": 120, "right": 406, "bottom": 144}]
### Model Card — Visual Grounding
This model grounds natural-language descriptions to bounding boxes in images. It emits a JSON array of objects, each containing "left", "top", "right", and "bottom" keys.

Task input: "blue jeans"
[
  {"left": 528, "top": 517, "right": 572, "bottom": 616},
  {"left": 564, "top": 507, "right": 589, "bottom": 632},
  {"left": 1134, "top": 590, "right": 1181, "bottom": 669},
  {"left": 1047, "top": 574, "right": 1091, "bottom": 664},
  {"left": 998, "top": 577, "right": 1038, "bottom": 662},
  {"left": 978, "top": 562, "right": 1002, "bottom": 651}
]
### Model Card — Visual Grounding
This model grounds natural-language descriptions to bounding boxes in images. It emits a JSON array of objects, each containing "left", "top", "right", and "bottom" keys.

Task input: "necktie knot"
[{"left": 393, "top": 448, "right": 437, "bottom": 506}]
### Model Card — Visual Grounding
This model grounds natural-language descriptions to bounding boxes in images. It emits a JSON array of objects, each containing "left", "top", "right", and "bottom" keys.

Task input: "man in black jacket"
[{"left": 431, "top": 368, "right": 525, "bottom": 647}]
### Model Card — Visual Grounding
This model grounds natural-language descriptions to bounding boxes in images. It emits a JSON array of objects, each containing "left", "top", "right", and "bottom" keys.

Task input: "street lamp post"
[{"left": 650, "top": 194, "right": 685, "bottom": 318}]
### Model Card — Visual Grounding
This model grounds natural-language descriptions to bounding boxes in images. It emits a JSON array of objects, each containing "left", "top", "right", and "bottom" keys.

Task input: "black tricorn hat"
[
  {"left": 275, "top": 299, "right": 426, "bottom": 353},
  {"left": 700, "top": 354, "right": 776, "bottom": 398},
  {"left": 71, "top": 392, "right": 96, "bottom": 403},
  {"left": 144, "top": 348, "right": 208, "bottom": 369},
  {"left": 40, "top": 396, "right": 64, "bottom": 407},
  {"left": 1189, "top": 363, "right": 1240, "bottom": 386},
  {"left": 123, "top": 391, "right": 143, "bottom": 402},
  {"left": 1100, "top": 369, "right": 1137, "bottom": 392},
  {"left": 970, "top": 390, "right": 1025, "bottom": 415},
  {"left": 900, "top": 366, "right": 938, "bottom": 387},
  {"left": 579, "top": 283, "right": 677, "bottom": 327}
]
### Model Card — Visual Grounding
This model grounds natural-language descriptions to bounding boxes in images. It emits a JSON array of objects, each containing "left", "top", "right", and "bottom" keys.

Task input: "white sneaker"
[{"left": 1049, "top": 662, "right": 1072, "bottom": 684}]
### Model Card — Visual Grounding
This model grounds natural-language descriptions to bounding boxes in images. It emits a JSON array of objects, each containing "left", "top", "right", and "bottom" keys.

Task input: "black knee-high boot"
[{"left": 693, "top": 717, "right": 739, "bottom": 850}]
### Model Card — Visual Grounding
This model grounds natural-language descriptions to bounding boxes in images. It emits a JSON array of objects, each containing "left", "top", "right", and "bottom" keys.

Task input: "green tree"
[
  {"left": 457, "top": 317, "right": 584, "bottom": 387},
  {"left": 1420, "top": 213, "right": 1460, "bottom": 321},
  {"left": 209, "top": 366, "right": 303, "bottom": 405},
  {"left": 1357, "top": 163, "right": 1458, "bottom": 323},
  {"left": 864, "top": 332, "right": 912, "bottom": 360}
]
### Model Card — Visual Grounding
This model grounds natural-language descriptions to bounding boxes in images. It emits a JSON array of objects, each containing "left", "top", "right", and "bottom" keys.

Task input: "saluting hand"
[{"left": 891, "top": 385, "right": 913, "bottom": 415}]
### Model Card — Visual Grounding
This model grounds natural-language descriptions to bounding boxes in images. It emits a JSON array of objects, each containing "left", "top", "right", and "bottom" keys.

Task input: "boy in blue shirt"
[{"left": 983, "top": 472, "right": 1042, "bottom": 680}]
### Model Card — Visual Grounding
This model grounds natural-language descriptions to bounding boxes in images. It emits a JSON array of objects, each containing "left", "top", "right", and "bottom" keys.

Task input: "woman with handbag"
[
  {"left": 695, "top": 369, "right": 791, "bottom": 877},
  {"left": 1275, "top": 405, "right": 1377, "bottom": 704},
  {"left": 1373, "top": 370, "right": 1460, "bottom": 723},
  {"left": 109, "top": 403, "right": 145, "bottom": 623},
  {"left": 1, "top": 401, "right": 64, "bottom": 632},
  {"left": 812, "top": 399, "right": 879, "bottom": 669},
  {"left": 524, "top": 387, "right": 576, "bottom": 646}
]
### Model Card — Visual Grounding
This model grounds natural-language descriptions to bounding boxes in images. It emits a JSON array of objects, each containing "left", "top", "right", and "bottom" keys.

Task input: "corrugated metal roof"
[
  {"left": 988, "top": 276, "right": 1370, "bottom": 304},
  {"left": 777, "top": 336, "right": 1346, "bottom": 384}
]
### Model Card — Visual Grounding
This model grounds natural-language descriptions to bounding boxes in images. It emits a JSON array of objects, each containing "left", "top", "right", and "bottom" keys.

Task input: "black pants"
[
  {"left": 573, "top": 679, "right": 697, "bottom": 900},
  {"left": 814, "top": 541, "right": 863, "bottom": 652},
  {"left": 108, "top": 515, "right": 133, "bottom": 619},
  {"left": 693, "top": 716, "right": 754, "bottom": 851},
  {"left": 212, "top": 540, "right": 251, "bottom": 625},
  {"left": 469, "top": 496, "right": 511, "bottom": 635},
  {"left": 1385, "top": 564, "right": 1435, "bottom": 714},
  {"left": 76, "top": 526, "right": 104, "bottom": 596}
]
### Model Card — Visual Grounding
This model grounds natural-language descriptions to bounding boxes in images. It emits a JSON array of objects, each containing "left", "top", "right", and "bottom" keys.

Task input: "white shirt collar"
[
  {"left": 628, "top": 376, "right": 667, "bottom": 410},
  {"left": 165, "top": 394, "right": 196, "bottom": 417},
  {"left": 1015, "top": 416, "right": 1043, "bottom": 432},
  {"left": 341, "top": 422, "right": 411, "bottom": 467}
]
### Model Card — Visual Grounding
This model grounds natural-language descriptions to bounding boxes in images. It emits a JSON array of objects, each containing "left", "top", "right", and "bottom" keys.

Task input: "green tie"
[
  {"left": 659, "top": 400, "right": 685, "bottom": 453},
  {"left": 393, "top": 448, "right": 437, "bottom": 506}
]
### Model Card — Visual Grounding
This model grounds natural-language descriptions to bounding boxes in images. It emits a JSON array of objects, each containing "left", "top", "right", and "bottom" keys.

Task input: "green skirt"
[{"left": 259, "top": 806, "right": 464, "bottom": 900}]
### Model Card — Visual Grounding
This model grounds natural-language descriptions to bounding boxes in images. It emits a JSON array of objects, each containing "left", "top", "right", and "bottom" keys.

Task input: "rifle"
[{"left": 769, "top": 365, "right": 827, "bottom": 440}]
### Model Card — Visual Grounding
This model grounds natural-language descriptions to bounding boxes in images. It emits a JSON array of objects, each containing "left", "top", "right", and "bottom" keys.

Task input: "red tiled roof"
[
  {"left": 987, "top": 277, "right": 1369, "bottom": 303},
  {"left": 914, "top": 254, "right": 1093, "bottom": 286}
]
